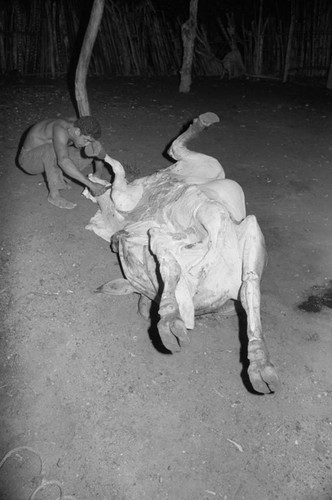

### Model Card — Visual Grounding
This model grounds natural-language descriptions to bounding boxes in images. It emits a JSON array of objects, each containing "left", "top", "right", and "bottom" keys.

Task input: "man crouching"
[{"left": 18, "top": 116, "right": 108, "bottom": 209}]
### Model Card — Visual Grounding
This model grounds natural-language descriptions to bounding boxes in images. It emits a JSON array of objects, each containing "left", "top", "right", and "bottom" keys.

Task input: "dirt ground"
[{"left": 0, "top": 76, "right": 331, "bottom": 500}]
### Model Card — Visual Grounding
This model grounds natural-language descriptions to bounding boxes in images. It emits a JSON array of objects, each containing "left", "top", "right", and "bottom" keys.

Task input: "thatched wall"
[{"left": 0, "top": 0, "right": 331, "bottom": 81}]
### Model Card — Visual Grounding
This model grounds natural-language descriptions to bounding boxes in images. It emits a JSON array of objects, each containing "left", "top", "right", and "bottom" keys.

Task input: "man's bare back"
[
  {"left": 19, "top": 116, "right": 107, "bottom": 209},
  {"left": 23, "top": 117, "right": 76, "bottom": 150}
]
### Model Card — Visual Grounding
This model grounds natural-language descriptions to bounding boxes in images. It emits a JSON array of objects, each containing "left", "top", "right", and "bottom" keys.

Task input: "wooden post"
[
  {"left": 327, "top": 53, "right": 332, "bottom": 89},
  {"left": 75, "top": 0, "right": 105, "bottom": 116},
  {"left": 179, "top": 0, "right": 199, "bottom": 93},
  {"left": 283, "top": 0, "right": 295, "bottom": 83},
  {"left": 254, "top": 0, "right": 263, "bottom": 75},
  {"left": 253, "top": 0, "right": 268, "bottom": 77}
]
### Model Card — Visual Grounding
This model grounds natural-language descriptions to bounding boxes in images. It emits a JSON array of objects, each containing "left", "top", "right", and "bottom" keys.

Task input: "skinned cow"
[{"left": 83, "top": 113, "right": 279, "bottom": 394}]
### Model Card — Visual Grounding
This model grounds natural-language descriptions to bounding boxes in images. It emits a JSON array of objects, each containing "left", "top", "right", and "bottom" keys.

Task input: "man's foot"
[{"left": 48, "top": 194, "right": 76, "bottom": 209}]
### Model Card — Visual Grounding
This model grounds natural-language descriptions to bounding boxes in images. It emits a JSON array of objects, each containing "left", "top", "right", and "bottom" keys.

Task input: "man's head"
[
  {"left": 73, "top": 116, "right": 101, "bottom": 140},
  {"left": 71, "top": 116, "right": 102, "bottom": 149}
]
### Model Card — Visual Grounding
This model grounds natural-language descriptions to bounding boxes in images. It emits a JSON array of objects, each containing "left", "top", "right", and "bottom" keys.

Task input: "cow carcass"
[{"left": 83, "top": 112, "right": 279, "bottom": 394}]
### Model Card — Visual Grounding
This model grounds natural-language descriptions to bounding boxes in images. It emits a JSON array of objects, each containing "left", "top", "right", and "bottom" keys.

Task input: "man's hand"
[
  {"left": 85, "top": 141, "right": 106, "bottom": 160},
  {"left": 89, "top": 181, "right": 110, "bottom": 197}
]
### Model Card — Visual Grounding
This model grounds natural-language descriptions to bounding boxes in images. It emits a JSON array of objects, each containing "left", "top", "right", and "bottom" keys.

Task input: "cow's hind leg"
[
  {"left": 149, "top": 228, "right": 189, "bottom": 352},
  {"left": 238, "top": 215, "right": 279, "bottom": 393},
  {"left": 168, "top": 112, "right": 219, "bottom": 161}
]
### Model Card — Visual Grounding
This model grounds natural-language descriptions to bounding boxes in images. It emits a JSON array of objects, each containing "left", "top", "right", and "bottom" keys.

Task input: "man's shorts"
[{"left": 19, "top": 143, "right": 92, "bottom": 175}]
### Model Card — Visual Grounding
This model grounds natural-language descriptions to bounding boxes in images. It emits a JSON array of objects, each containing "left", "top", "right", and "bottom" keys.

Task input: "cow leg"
[
  {"left": 238, "top": 215, "right": 279, "bottom": 393},
  {"left": 137, "top": 246, "right": 159, "bottom": 320},
  {"left": 167, "top": 113, "right": 225, "bottom": 183},
  {"left": 138, "top": 294, "right": 152, "bottom": 321},
  {"left": 168, "top": 112, "right": 219, "bottom": 161},
  {"left": 149, "top": 228, "right": 189, "bottom": 352}
]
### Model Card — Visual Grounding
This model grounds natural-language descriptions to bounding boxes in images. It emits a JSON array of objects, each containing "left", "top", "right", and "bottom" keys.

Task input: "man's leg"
[
  {"left": 51, "top": 147, "right": 93, "bottom": 192},
  {"left": 19, "top": 144, "right": 75, "bottom": 208},
  {"left": 43, "top": 147, "right": 77, "bottom": 209},
  {"left": 18, "top": 146, "right": 44, "bottom": 175}
]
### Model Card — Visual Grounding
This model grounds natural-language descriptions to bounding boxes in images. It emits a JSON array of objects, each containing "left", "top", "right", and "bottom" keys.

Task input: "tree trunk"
[
  {"left": 179, "top": 0, "right": 199, "bottom": 93},
  {"left": 253, "top": 0, "right": 264, "bottom": 76},
  {"left": 283, "top": 1, "right": 295, "bottom": 83},
  {"left": 75, "top": 0, "right": 105, "bottom": 116},
  {"left": 327, "top": 52, "right": 332, "bottom": 89}
]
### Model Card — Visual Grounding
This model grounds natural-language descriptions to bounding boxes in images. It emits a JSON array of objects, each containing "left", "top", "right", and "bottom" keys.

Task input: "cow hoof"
[
  {"left": 198, "top": 112, "right": 220, "bottom": 127},
  {"left": 170, "top": 318, "right": 189, "bottom": 345},
  {"left": 248, "top": 361, "right": 279, "bottom": 394},
  {"left": 158, "top": 317, "right": 188, "bottom": 353}
]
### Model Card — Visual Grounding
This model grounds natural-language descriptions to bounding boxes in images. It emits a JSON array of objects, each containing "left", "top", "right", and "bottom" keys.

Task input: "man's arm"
[
  {"left": 52, "top": 124, "right": 106, "bottom": 196},
  {"left": 84, "top": 141, "right": 107, "bottom": 180},
  {"left": 94, "top": 159, "right": 104, "bottom": 178}
]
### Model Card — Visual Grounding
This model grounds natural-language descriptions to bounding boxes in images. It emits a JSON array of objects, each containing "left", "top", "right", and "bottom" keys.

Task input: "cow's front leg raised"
[
  {"left": 238, "top": 215, "right": 279, "bottom": 393},
  {"left": 149, "top": 228, "right": 190, "bottom": 352}
]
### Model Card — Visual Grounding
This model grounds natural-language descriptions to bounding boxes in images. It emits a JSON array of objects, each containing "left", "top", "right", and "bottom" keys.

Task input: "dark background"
[{"left": 0, "top": 0, "right": 331, "bottom": 85}]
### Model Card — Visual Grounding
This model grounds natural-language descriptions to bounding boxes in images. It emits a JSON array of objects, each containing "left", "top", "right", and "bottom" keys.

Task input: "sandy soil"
[{"left": 0, "top": 76, "right": 331, "bottom": 500}]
